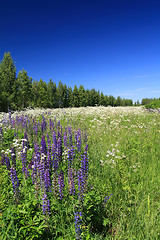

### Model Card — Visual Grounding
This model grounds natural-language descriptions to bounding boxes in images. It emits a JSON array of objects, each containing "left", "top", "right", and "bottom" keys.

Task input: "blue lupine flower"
[
  {"left": 58, "top": 171, "right": 65, "bottom": 200},
  {"left": 74, "top": 211, "right": 82, "bottom": 240},
  {"left": 104, "top": 194, "right": 113, "bottom": 204},
  {"left": 68, "top": 126, "right": 72, "bottom": 147},
  {"left": 63, "top": 131, "right": 68, "bottom": 148},
  {"left": 77, "top": 169, "right": 84, "bottom": 202},
  {"left": 75, "top": 129, "right": 81, "bottom": 152},
  {"left": 11, "top": 147, "right": 16, "bottom": 167},
  {"left": 10, "top": 167, "right": 20, "bottom": 200},
  {"left": 68, "top": 167, "right": 75, "bottom": 195},
  {"left": 41, "top": 135, "right": 47, "bottom": 155},
  {"left": 44, "top": 168, "right": 51, "bottom": 192},
  {"left": 42, "top": 194, "right": 50, "bottom": 215},
  {"left": 5, "top": 154, "right": 11, "bottom": 170}
]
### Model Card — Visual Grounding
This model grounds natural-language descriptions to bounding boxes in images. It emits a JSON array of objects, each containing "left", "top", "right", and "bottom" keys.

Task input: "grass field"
[{"left": 0, "top": 106, "right": 160, "bottom": 239}]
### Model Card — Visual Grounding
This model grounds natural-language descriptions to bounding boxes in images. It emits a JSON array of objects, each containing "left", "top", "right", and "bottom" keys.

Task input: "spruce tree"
[
  {"left": 73, "top": 85, "right": 79, "bottom": 107},
  {"left": 17, "top": 69, "right": 32, "bottom": 109},
  {"left": 57, "top": 81, "right": 64, "bottom": 108},
  {"left": 0, "top": 52, "right": 17, "bottom": 111},
  {"left": 37, "top": 79, "right": 48, "bottom": 108},
  {"left": 68, "top": 86, "right": 73, "bottom": 107},
  {"left": 79, "top": 85, "right": 86, "bottom": 107},
  {"left": 47, "top": 79, "right": 57, "bottom": 108}
]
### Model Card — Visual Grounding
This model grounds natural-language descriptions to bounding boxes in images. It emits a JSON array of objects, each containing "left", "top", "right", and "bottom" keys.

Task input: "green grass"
[{"left": 0, "top": 106, "right": 160, "bottom": 239}]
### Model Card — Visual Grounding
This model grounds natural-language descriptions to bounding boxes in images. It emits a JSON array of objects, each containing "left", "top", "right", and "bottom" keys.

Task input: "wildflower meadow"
[{"left": 0, "top": 106, "right": 160, "bottom": 239}]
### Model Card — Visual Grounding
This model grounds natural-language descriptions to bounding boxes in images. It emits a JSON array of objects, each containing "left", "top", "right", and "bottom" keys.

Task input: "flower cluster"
[
  {"left": 74, "top": 211, "right": 82, "bottom": 240},
  {"left": 10, "top": 167, "right": 20, "bottom": 201}
]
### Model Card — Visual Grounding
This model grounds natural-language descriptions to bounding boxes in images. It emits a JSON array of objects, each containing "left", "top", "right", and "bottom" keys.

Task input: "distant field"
[{"left": 0, "top": 106, "right": 160, "bottom": 239}]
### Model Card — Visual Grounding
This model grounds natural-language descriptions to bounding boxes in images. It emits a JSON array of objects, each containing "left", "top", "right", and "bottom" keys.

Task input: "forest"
[{"left": 0, "top": 52, "right": 154, "bottom": 112}]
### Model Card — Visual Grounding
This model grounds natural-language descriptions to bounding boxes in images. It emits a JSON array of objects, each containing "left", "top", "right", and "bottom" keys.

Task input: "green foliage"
[
  {"left": 145, "top": 98, "right": 160, "bottom": 109},
  {"left": 141, "top": 98, "right": 154, "bottom": 105},
  {"left": 79, "top": 85, "right": 86, "bottom": 107},
  {"left": 0, "top": 52, "right": 17, "bottom": 111},
  {"left": 73, "top": 85, "right": 79, "bottom": 107},
  {"left": 17, "top": 69, "right": 32, "bottom": 109}
]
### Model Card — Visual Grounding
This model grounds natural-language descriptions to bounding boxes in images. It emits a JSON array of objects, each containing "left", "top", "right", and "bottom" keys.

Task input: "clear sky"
[{"left": 0, "top": 0, "right": 160, "bottom": 102}]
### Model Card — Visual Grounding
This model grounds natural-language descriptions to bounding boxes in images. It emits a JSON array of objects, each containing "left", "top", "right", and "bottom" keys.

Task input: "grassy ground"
[{"left": 0, "top": 106, "right": 160, "bottom": 239}]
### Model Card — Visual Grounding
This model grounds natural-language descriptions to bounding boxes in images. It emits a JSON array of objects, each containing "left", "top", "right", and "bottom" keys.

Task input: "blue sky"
[{"left": 0, "top": 0, "right": 160, "bottom": 102}]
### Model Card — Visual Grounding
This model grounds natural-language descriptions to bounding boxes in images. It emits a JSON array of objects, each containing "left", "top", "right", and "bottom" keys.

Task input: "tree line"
[{"left": 0, "top": 52, "right": 151, "bottom": 112}]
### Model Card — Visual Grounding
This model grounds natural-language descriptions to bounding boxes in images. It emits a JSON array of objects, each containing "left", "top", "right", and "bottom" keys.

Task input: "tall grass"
[{"left": 0, "top": 106, "right": 160, "bottom": 239}]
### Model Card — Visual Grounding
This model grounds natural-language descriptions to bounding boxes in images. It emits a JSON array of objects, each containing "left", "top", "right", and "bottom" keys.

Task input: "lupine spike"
[
  {"left": 74, "top": 211, "right": 82, "bottom": 240},
  {"left": 42, "top": 194, "right": 50, "bottom": 215},
  {"left": 58, "top": 171, "right": 65, "bottom": 200},
  {"left": 10, "top": 167, "right": 20, "bottom": 201}
]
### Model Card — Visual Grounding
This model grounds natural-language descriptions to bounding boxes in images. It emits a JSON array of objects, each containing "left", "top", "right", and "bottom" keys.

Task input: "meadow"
[{"left": 0, "top": 106, "right": 160, "bottom": 239}]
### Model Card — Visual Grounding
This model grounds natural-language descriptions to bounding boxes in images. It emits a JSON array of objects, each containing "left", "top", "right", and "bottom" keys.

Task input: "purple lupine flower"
[
  {"left": 34, "top": 144, "right": 41, "bottom": 164},
  {"left": 77, "top": 169, "right": 84, "bottom": 202},
  {"left": 42, "top": 194, "right": 50, "bottom": 215},
  {"left": 68, "top": 126, "right": 72, "bottom": 147},
  {"left": 58, "top": 171, "right": 65, "bottom": 200},
  {"left": 63, "top": 131, "right": 68, "bottom": 148},
  {"left": 41, "top": 116, "right": 47, "bottom": 133},
  {"left": 41, "top": 135, "right": 47, "bottom": 155},
  {"left": 57, "top": 137, "right": 62, "bottom": 162},
  {"left": 44, "top": 168, "right": 51, "bottom": 192},
  {"left": 11, "top": 147, "right": 16, "bottom": 167},
  {"left": 57, "top": 130, "right": 61, "bottom": 140},
  {"left": 84, "top": 126, "right": 88, "bottom": 143},
  {"left": 0, "top": 127, "right": 3, "bottom": 139},
  {"left": 52, "top": 131, "right": 57, "bottom": 149},
  {"left": 52, "top": 144, "right": 59, "bottom": 171},
  {"left": 24, "top": 132, "right": 29, "bottom": 148},
  {"left": 12, "top": 118, "right": 15, "bottom": 128},
  {"left": 104, "top": 194, "right": 113, "bottom": 204},
  {"left": 38, "top": 162, "right": 45, "bottom": 188},
  {"left": 47, "top": 134, "right": 51, "bottom": 151},
  {"left": 52, "top": 171, "right": 58, "bottom": 196},
  {"left": 10, "top": 167, "right": 20, "bottom": 200},
  {"left": 49, "top": 118, "right": 52, "bottom": 131},
  {"left": 49, "top": 119, "right": 54, "bottom": 131},
  {"left": 33, "top": 118, "right": 38, "bottom": 136},
  {"left": 75, "top": 129, "right": 81, "bottom": 152},
  {"left": 67, "top": 146, "right": 75, "bottom": 168},
  {"left": 46, "top": 149, "right": 51, "bottom": 169},
  {"left": 74, "top": 211, "right": 82, "bottom": 240},
  {"left": 1, "top": 153, "right": 5, "bottom": 165},
  {"left": 68, "top": 168, "right": 75, "bottom": 195},
  {"left": 28, "top": 157, "right": 34, "bottom": 170},
  {"left": 5, "top": 154, "right": 10, "bottom": 170},
  {"left": 31, "top": 161, "right": 38, "bottom": 184},
  {"left": 21, "top": 148, "right": 29, "bottom": 177},
  {"left": 67, "top": 148, "right": 72, "bottom": 167}
]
